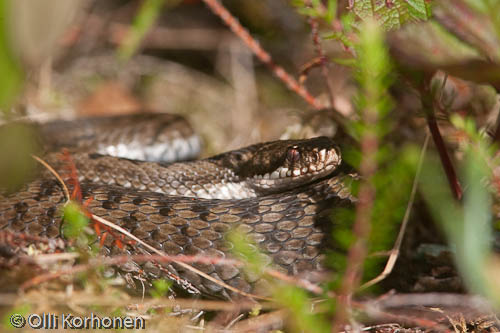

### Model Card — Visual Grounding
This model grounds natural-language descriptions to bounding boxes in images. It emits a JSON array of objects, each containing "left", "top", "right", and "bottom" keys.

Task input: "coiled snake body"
[{"left": 0, "top": 113, "right": 355, "bottom": 298}]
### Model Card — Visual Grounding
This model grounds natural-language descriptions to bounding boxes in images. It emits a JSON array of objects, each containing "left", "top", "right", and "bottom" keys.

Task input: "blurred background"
[{"left": 0, "top": 0, "right": 357, "bottom": 156}]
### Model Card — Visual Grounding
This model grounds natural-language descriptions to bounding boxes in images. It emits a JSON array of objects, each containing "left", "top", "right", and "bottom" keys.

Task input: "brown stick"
[
  {"left": 333, "top": 106, "right": 379, "bottom": 332},
  {"left": 201, "top": 0, "right": 323, "bottom": 110},
  {"left": 304, "top": 0, "right": 336, "bottom": 108}
]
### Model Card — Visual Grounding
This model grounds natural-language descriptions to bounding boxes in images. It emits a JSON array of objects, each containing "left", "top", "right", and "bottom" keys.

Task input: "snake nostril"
[{"left": 287, "top": 147, "right": 300, "bottom": 163}]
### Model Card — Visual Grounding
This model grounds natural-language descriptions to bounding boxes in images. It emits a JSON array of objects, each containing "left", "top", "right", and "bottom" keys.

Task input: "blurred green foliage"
[
  {"left": 118, "top": 0, "right": 182, "bottom": 61},
  {"left": 351, "top": 0, "right": 432, "bottom": 30},
  {"left": 0, "top": 123, "right": 40, "bottom": 192},
  {"left": 0, "top": 0, "right": 23, "bottom": 112},
  {"left": 150, "top": 279, "right": 173, "bottom": 298},
  {"left": 420, "top": 117, "right": 500, "bottom": 307},
  {"left": 343, "top": 19, "right": 417, "bottom": 287},
  {"left": 2, "top": 304, "right": 31, "bottom": 331},
  {"left": 227, "top": 230, "right": 268, "bottom": 279},
  {"left": 62, "top": 201, "right": 90, "bottom": 239},
  {"left": 274, "top": 285, "right": 330, "bottom": 333},
  {"left": 292, "top": 0, "right": 338, "bottom": 24},
  {"left": 228, "top": 229, "right": 330, "bottom": 333}
]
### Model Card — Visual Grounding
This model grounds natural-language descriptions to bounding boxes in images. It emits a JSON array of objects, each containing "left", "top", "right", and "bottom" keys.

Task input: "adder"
[{"left": 0, "top": 113, "right": 355, "bottom": 299}]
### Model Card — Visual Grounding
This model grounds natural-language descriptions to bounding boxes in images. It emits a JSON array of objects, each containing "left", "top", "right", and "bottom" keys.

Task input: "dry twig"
[
  {"left": 201, "top": 0, "right": 323, "bottom": 110},
  {"left": 304, "top": 0, "right": 336, "bottom": 108}
]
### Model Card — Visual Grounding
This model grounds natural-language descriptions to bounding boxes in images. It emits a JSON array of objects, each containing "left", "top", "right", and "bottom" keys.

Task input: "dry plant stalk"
[
  {"left": 304, "top": 0, "right": 335, "bottom": 108},
  {"left": 201, "top": 0, "right": 324, "bottom": 110}
]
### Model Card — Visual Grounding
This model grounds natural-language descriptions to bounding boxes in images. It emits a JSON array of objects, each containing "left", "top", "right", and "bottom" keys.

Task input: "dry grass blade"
[
  {"left": 31, "top": 154, "right": 70, "bottom": 201},
  {"left": 359, "top": 133, "right": 430, "bottom": 291},
  {"left": 304, "top": 0, "right": 335, "bottom": 109}
]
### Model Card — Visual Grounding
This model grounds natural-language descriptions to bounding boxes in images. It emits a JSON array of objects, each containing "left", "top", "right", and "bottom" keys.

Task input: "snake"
[{"left": 0, "top": 113, "right": 355, "bottom": 299}]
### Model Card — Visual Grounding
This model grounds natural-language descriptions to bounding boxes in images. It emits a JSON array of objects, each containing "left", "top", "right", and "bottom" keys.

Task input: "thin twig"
[
  {"left": 31, "top": 252, "right": 243, "bottom": 268},
  {"left": 333, "top": 138, "right": 378, "bottom": 331},
  {"left": 359, "top": 132, "right": 430, "bottom": 290},
  {"left": 367, "top": 292, "right": 494, "bottom": 311},
  {"left": 304, "top": 0, "right": 335, "bottom": 108},
  {"left": 201, "top": 0, "right": 323, "bottom": 110}
]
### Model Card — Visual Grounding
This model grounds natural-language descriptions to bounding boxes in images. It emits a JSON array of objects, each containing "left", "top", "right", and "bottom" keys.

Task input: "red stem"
[{"left": 201, "top": 0, "right": 323, "bottom": 110}]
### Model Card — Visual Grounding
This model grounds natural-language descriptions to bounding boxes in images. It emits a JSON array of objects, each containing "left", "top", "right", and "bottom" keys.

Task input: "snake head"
[{"left": 216, "top": 136, "right": 341, "bottom": 194}]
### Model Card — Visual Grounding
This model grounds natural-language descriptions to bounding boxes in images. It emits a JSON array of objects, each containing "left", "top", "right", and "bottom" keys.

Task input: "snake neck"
[{"left": 36, "top": 136, "right": 343, "bottom": 200}]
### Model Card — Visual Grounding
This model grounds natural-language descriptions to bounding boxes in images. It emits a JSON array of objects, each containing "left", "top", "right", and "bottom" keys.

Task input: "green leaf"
[
  {"left": 118, "top": 0, "right": 182, "bottom": 61},
  {"left": 351, "top": 0, "right": 432, "bottom": 30},
  {"left": 150, "top": 279, "right": 172, "bottom": 298},
  {"left": 62, "top": 201, "right": 90, "bottom": 239},
  {"left": 227, "top": 230, "right": 268, "bottom": 278},
  {"left": 274, "top": 285, "right": 330, "bottom": 333},
  {"left": 2, "top": 304, "right": 30, "bottom": 331},
  {"left": 0, "top": 0, "right": 23, "bottom": 111}
]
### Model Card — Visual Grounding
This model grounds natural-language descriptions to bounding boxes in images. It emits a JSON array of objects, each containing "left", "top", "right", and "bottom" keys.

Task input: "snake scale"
[{"left": 0, "top": 113, "right": 355, "bottom": 298}]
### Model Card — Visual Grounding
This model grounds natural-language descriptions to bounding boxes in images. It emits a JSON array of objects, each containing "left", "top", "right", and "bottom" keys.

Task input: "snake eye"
[
  {"left": 286, "top": 147, "right": 300, "bottom": 163},
  {"left": 233, "top": 152, "right": 244, "bottom": 161}
]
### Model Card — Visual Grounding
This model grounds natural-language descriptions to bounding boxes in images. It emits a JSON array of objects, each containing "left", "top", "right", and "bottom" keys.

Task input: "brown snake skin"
[{"left": 0, "top": 114, "right": 356, "bottom": 298}]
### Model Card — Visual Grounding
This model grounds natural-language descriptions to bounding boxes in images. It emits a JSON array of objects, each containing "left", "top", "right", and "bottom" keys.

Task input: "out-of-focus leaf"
[
  {"left": 387, "top": 21, "right": 500, "bottom": 88},
  {"left": 420, "top": 121, "right": 500, "bottom": 308},
  {"left": 62, "top": 201, "right": 89, "bottom": 239},
  {"left": 0, "top": 123, "right": 40, "bottom": 192},
  {"left": 274, "top": 285, "right": 329, "bottom": 333},
  {"left": 118, "top": 0, "right": 182, "bottom": 61},
  {"left": 227, "top": 230, "right": 268, "bottom": 278},
  {"left": 351, "top": 0, "right": 432, "bottom": 30},
  {"left": 228, "top": 230, "right": 329, "bottom": 332},
  {"left": 0, "top": 0, "right": 23, "bottom": 110},
  {"left": 7, "top": 0, "right": 82, "bottom": 67},
  {"left": 389, "top": 21, "right": 480, "bottom": 68},
  {"left": 434, "top": 0, "right": 500, "bottom": 61},
  {"left": 440, "top": 61, "right": 500, "bottom": 91},
  {"left": 150, "top": 279, "right": 172, "bottom": 298},
  {"left": 118, "top": 0, "right": 166, "bottom": 61}
]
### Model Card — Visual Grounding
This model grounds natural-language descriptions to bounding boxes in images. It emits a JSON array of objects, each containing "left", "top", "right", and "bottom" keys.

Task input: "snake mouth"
[{"left": 250, "top": 145, "right": 341, "bottom": 192}]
